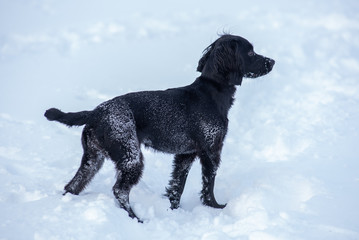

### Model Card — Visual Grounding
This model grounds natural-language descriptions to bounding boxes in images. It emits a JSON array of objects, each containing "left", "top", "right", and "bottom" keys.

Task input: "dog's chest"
[{"left": 199, "top": 120, "right": 226, "bottom": 147}]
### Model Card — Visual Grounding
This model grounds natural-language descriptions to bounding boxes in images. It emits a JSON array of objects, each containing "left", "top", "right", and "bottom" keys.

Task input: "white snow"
[{"left": 1, "top": 0, "right": 359, "bottom": 239}]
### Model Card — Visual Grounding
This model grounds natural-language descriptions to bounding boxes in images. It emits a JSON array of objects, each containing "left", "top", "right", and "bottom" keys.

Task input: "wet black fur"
[{"left": 44, "top": 34, "right": 275, "bottom": 222}]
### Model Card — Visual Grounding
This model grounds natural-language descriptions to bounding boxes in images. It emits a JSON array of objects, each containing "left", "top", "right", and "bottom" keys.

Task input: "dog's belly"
[{"left": 142, "top": 134, "right": 196, "bottom": 154}]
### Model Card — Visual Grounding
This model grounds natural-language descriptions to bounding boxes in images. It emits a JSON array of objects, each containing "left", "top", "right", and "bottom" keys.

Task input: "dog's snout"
[
  {"left": 265, "top": 58, "right": 275, "bottom": 71},
  {"left": 268, "top": 58, "right": 275, "bottom": 67}
]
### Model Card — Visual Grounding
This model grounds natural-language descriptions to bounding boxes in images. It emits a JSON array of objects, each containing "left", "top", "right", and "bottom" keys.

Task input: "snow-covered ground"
[{"left": 1, "top": 0, "right": 358, "bottom": 239}]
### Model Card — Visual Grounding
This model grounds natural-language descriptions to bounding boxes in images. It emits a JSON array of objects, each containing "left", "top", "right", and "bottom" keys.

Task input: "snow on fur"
[{"left": 1, "top": 0, "right": 359, "bottom": 239}]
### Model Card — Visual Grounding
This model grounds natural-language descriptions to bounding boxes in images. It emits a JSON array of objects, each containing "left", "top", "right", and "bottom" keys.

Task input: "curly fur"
[{"left": 44, "top": 34, "right": 275, "bottom": 222}]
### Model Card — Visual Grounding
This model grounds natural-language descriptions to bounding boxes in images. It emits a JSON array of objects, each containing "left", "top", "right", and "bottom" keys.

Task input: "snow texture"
[{"left": 1, "top": 0, "right": 359, "bottom": 239}]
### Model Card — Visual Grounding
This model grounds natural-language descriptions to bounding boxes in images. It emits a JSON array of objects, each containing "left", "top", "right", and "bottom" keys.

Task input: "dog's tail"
[{"left": 44, "top": 108, "right": 92, "bottom": 127}]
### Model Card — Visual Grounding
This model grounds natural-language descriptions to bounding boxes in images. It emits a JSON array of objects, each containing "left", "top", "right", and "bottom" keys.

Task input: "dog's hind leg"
[
  {"left": 64, "top": 126, "right": 105, "bottom": 195},
  {"left": 110, "top": 140, "right": 144, "bottom": 222},
  {"left": 199, "top": 151, "right": 226, "bottom": 209},
  {"left": 99, "top": 104, "right": 144, "bottom": 222},
  {"left": 165, "top": 153, "right": 196, "bottom": 209}
]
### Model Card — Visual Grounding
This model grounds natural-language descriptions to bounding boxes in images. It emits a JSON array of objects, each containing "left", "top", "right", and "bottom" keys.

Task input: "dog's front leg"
[
  {"left": 165, "top": 153, "right": 196, "bottom": 209},
  {"left": 199, "top": 152, "right": 226, "bottom": 209}
]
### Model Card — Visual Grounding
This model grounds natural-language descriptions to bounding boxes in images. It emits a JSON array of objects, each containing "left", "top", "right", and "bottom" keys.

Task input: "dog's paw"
[{"left": 201, "top": 195, "right": 227, "bottom": 209}]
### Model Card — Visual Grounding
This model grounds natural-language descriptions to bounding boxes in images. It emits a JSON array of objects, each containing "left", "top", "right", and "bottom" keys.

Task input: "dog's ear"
[
  {"left": 199, "top": 38, "right": 244, "bottom": 85},
  {"left": 219, "top": 40, "right": 245, "bottom": 85},
  {"left": 197, "top": 43, "right": 214, "bottom": 72},
  {"left": 197, "top": 40, "right": 226, "bottom": 81}
]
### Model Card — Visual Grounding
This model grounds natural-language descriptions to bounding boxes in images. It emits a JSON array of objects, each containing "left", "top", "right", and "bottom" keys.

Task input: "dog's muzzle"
[
  {"left": 265, "top": 58, "right": 275, "bottom": 72},
  {"left": 243, "top": 57, "right": 275, "bottom": 78}
]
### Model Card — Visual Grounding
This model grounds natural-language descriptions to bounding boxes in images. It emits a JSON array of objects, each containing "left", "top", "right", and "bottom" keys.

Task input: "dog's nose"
[
  {"left": 265, "top": 58, "right": 275, "bottom": 71},
  {"left": 268, "top": 58, "right": 275, "bottom": 68}
]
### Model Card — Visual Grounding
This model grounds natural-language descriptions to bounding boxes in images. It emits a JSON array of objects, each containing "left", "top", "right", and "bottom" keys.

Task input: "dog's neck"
[{"left": 195, "top": 76, "right": 236, "bottom": 116}]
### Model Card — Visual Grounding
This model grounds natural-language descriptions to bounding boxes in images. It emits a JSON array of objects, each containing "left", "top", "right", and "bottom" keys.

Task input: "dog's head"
[{"left": 197, "top": 34, "right": 275, "bottom": 85}]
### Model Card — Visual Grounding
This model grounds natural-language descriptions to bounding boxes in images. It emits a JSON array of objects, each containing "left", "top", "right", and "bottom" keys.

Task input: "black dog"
[{"left": 45, "top": 34, "right": 275, "bottom": 222}]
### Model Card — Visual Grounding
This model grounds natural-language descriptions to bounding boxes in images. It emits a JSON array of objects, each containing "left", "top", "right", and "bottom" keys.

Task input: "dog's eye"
[{"left": 248, "top": 50, "right": 255, "bottom": 57}]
